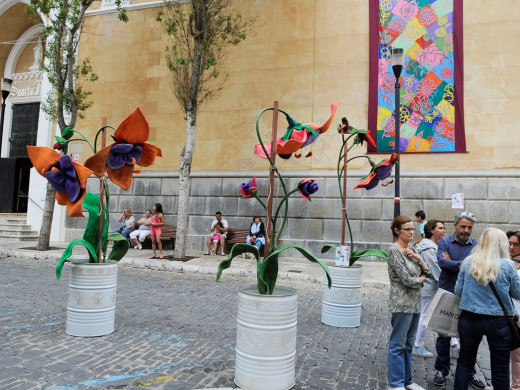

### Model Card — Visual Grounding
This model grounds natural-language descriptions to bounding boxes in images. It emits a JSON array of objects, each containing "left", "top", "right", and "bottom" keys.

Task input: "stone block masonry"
[{"left": 65, "top": 169, "right": 520, "bottom": 257}]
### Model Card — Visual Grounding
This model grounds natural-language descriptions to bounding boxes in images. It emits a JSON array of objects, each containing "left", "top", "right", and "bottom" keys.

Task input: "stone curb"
[{"left": 0, "top": 248, "right": 390, "bottom": 289}]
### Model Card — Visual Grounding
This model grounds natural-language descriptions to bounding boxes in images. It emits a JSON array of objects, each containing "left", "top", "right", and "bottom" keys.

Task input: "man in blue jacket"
[{"left": 432, "top": 211, "right": 485, "bottom": 389}]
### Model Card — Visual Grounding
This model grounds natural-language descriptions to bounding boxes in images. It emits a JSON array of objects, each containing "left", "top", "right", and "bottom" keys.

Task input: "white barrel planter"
[
  {"left": 235, "top": 286, "right": 298, "bottom": 390},
  {"left": 321, "top": 264, "right": 362, "bottom": 328},
  {"left": 66, "top": 260, "right": 118, "bottom": 337}
]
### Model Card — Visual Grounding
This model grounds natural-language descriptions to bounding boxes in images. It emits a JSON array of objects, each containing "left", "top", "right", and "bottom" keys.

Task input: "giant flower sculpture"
[
  {"left": 27, "top": 108, "right": 162, "bottom": 279},
  {"left": 321, "top": 117, "right": 395, "bottom": 266},
  {"left": 217, "top": 105, "right": 334, "bottom": 295},
  {"left": 27, "top": 148, "right": 93, "bottom": 217},
  {"left": 85, "top": 107, "right": 162, "bottom": 190},
  {"left": 254, "top": 102, "right": 340, "bottom": 160}
]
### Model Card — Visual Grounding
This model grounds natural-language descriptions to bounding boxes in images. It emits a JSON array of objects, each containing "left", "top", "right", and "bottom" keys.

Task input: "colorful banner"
[{"left": 368, "top": 0, "right": 466, "bottom": 153}]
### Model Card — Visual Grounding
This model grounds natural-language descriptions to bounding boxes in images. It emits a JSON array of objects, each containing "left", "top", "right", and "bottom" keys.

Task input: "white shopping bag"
[{"left": 424, "top": 288, "right": 461, "bottom": 338}]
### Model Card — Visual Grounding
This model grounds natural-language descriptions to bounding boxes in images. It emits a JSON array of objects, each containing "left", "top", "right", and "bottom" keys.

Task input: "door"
[
  {"left": 9, "top": 103, "right": 40, "bottom": 159},
  {"left": 8, "top": 103, "right": 40, "bottom": 212}
]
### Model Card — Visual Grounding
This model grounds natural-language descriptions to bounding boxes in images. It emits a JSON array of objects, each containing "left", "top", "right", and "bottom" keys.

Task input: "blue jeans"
[
  {"left": 388, "top": 312, "right": 420, "bottom": 387},
  {"left": 454, "top": 311, "right": 511, "bottom": 390},
  {"left": 246, "top": 235, "right": 263, "bottom": 249},
  {"left": 113, "top": 228, "right": 134, "bottom": 239}
]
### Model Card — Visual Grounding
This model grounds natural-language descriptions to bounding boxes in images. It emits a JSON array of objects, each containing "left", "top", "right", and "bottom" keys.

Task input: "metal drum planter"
[
  {"left": 235, "top": 286, "right": 298, "bottom": 390},
  {"left": 66, "top": 260, "right": 118, "bottom": 337},
  {"left": 321, "top": 264, "right": 362, "bottom": 327}
]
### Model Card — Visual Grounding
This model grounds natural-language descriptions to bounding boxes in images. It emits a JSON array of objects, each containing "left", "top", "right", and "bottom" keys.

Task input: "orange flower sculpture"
[
  {"left": 85, "top": 108, "right": 162, "bottom": 190},
  {"left": 27, "top": 147, "right": 93, "bottom": 217}
]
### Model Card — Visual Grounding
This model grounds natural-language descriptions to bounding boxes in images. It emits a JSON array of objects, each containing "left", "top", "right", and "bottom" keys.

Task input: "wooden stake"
[
  {"left": 264, "top": 101, "right": 279, "bottom": 258},
  {"left": 341, "top": 142, "right": 347, "bottom": 246},
  {"left": 97, "top": 118, "right": 107, "bottom": 262}
]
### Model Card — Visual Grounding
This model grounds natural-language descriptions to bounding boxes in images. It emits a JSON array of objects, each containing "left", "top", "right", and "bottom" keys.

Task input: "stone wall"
[{"left": 65, "top": 169, "right": 520, "bottom": 259}]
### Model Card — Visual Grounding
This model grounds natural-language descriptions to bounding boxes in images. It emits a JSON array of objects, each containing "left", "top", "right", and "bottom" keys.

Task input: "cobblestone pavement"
[{"left": 0, "top": 256, "right": 490, "bottom": 390}]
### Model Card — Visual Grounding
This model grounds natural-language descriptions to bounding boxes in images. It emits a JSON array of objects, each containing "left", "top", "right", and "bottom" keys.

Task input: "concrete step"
[
  {"left": 0, "top": 224, "right": 35, "bottom": 232},
  {"left": 1, "top": 234, "right": 39, "bottom": 241}
]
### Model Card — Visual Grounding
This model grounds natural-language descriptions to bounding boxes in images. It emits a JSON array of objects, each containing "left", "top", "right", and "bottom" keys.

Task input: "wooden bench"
[
  {"left": 223, "top": 228, "right": 263, "bottom": 254},
  {"left": 129, "top": 224, "right": 176, "bottom": 250}
]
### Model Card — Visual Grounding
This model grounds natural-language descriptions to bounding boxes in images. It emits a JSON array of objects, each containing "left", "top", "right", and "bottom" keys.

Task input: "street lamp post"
[
  {"left": 391, "top": 48, "right": 404, "bottom": 219},
  {"left": 0, "top": 77, "right": 13, "bottom": 156}
]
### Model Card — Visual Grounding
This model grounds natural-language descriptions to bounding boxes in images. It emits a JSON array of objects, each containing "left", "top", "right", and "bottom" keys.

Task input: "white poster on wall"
[{"left": 452, "top": 193, "right": 464, "bottom": 209}]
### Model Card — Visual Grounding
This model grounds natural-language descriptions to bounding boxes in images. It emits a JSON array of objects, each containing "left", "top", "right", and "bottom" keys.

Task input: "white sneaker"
[
  {"left": 405, "top": 384, "right": 425, "bottom": 390},
  {"left": 137, "top": 244, "right": 142, "bottom": 250}
]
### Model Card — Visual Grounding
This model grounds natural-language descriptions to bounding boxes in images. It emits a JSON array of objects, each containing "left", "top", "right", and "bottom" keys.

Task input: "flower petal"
[
  {"left": 113, "top": 107, "right": 149, "bottom": 144},
  {"left": 45, "top": 170, "right": 67, "bottom": 193},
  {"left": 62, "top": 189, "right": 87, "bottom": 217},
  {"left": 27, "top": 146, "right": 61, "bottom": 176},
  {"left": 107, "top": 164, "right": 134, "bottom": 191},
  {"left": 64, "top": 176, "right": 81, "bottom": 203},
  {"left": 138, "top": 143, "right": 162, "bottom": 167},
  {"left": 73, "top": 161, "right": 94, "bottom": 186},
  {"left": 316, "top": 102, "right": 341, "bottom": 134},
  {"left": 354, "top": 172, "right": 377, "bottom": 190},
  {"left": 84, "top": 144, "right": 113, "bottom": 177}
]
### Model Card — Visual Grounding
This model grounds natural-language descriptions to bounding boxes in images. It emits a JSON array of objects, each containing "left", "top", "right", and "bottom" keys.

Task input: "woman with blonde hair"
[{"left": 454, "top": 228, "right": 520, "bottom": 390}]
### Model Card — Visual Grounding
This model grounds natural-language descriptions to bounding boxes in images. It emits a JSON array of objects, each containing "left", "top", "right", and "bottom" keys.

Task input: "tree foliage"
[
  {"left": 25, "top": 0, "right": 127, "bottom": 251},
  {"left": 156, "top": 0, "right": 254, "bottom": 115},
  {"left": 27, "top": 0, "right": 128, "bottom": 131}
]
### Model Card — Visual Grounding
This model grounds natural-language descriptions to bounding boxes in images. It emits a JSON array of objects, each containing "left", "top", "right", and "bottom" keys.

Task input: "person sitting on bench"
[
  {"left": 205, "top": 211, "right": 228, "bottom": 256},
  {"left": 129, "top": 209, "right": 152, "bottom": 250}
]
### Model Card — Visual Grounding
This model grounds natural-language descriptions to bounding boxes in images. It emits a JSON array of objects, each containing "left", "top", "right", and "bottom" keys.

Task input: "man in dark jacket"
[{"left": 432, "top": 212, "right": 484, "bottom": 389}]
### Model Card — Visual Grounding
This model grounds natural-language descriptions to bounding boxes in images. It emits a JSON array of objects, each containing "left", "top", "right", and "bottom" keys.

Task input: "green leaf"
[
  {"left": 259, "top": 245, "right": 332, "bottom": 295},
  {"left": 321, "top": 243, "right": 337, "bottom": 254},
  {"left": 56, "top": 238, "right": 98, "bottom": 280},
  {"left": 107, "top": 233, "right": 129, "bottom": 260},
  {"left": 62, "top": 126, "right": 74, "bottom": 139},
  {"left": 54, "top": 135, "right": 67, "bottom": 146},
  {"left": 216, "top": 243, "right": 264, "bottom": 289},
  {"left": 350, "top": 249, "right": 387, "bottom": 266},
  {"left": 82, "top": 192, "right": 109, "bottom": 261}
]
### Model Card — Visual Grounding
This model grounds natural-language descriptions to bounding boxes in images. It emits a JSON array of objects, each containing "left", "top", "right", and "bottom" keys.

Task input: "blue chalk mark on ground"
[
  {"left": 41, "top": 354, "right": 236, "bottom": 390},
  {"left": 7, "top": 321, "right": 65, "bottom": 329}
]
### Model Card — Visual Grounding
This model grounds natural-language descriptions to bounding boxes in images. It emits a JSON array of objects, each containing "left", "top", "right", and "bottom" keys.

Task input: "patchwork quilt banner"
[{"left": 368, "top": 0, "right": 466, "bottom": 153}]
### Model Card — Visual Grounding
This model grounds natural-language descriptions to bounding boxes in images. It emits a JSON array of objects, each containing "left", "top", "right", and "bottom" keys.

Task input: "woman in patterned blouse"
[{"left": 387, "top": 215, "right": 432, "bottom": 390}]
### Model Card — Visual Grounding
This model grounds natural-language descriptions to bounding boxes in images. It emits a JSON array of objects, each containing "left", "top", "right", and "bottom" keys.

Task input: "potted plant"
[
  {"left": 320, "top": 117, "right": 395, "bottom": 327},
  {"left": 216, "top": 103, "right": 338, "bottom": 390},
  {"left": 27, "top": 108, "right": 162, "bottom": 337}
]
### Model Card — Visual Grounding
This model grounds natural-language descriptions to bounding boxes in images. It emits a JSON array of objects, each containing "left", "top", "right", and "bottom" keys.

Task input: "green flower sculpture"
[
  {"left": 321, "top": 117, "right": 394, "bottom": 266},
  {"left": 216, "top": 105, "right": 335, "bottom": 295}
]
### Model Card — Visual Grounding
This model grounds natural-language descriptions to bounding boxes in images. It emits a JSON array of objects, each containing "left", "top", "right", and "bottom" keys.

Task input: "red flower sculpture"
[
  {"left": 354, "top": 153, "right": 399, "bottom": 190},
  {"left": 85, "top": 108, "right": 162, "bottom": 190},
  {"left": 27, "top": 146, "right": 93, "bottom": 217},
  {"left": 298, "top": 178, "right": 319, "bottom": 200},
  {"left": 254, "top": 102, "right": 341, "bottom": 160},
  {"left": 239, "top": 177, "right": 257, "bottom": 198}
]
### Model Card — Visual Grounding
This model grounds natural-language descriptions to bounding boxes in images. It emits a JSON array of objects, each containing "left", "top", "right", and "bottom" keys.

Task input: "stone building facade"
[{"left": 1, "top": 0, "right": 519, "bottom": 247}]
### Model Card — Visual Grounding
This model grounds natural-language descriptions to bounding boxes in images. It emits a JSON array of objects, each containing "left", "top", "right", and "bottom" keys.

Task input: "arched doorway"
[{"left": 0, "top": 5, "right": 48, "bottom": 213}]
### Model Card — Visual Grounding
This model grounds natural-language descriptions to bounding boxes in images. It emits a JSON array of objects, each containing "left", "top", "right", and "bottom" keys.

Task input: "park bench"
[
  {"left": 223, "top": 228, "right": 264, "bottom": 254},
  {"left": 129, "top": 224, "right": 176, "bottom": 250}
]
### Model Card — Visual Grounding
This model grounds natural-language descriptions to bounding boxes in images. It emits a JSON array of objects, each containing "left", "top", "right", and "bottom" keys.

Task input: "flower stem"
[
  {"left": 255, "top": 108, "right": 292, "bottom": 254},
  {"left": 69, "top": 129, "right": 96, "bottom": 153},
  {"left": 273, "top": 188, "right": 299, "bottom": 246},
  {"left": 93, "top": 125, "right": 116, "bottom": 153}
]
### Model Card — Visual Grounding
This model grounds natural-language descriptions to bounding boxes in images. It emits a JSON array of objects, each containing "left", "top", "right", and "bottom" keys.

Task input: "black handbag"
[{"left": 489, "top": 281, "right": 520, "bottom": 351}]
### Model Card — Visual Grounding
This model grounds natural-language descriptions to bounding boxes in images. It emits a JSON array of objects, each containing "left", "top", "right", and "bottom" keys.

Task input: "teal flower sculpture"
[
  {"left": 217, "top": 105, "right": 336, "bottom": 295},
  {"left": 321, "top": 117, "right": 395, "bottom": 266}
]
